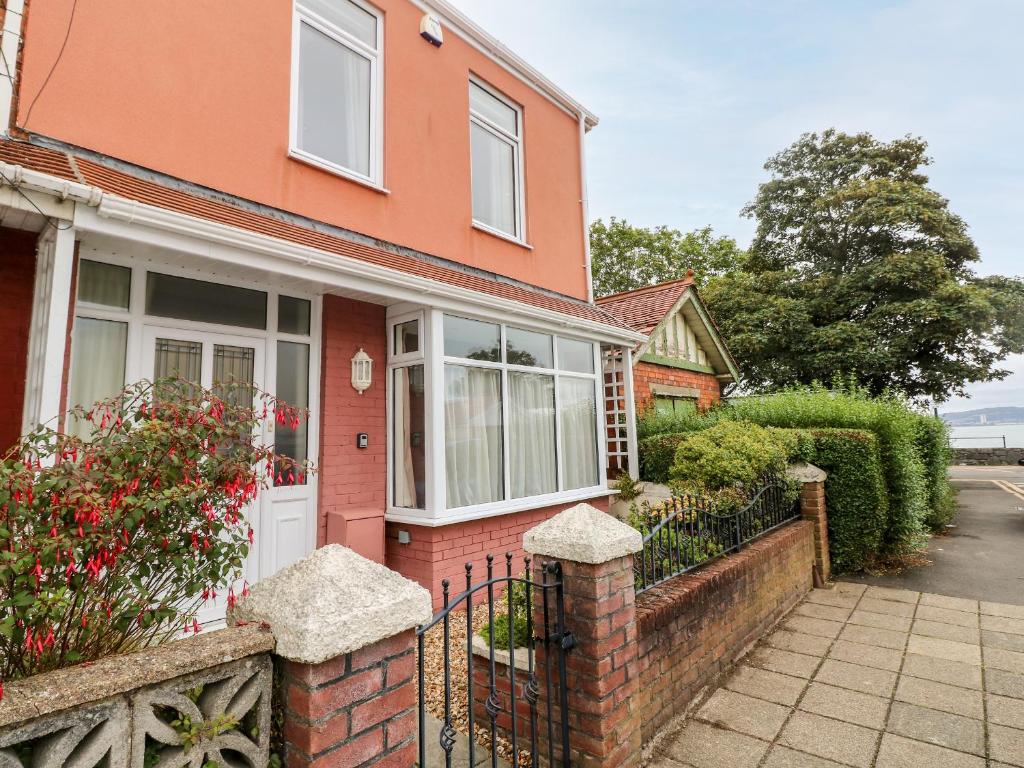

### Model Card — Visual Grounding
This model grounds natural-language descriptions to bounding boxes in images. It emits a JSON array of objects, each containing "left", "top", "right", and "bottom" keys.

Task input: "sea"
[{"left": 947, "top": 423, "right": 1024, "bottom": 448}]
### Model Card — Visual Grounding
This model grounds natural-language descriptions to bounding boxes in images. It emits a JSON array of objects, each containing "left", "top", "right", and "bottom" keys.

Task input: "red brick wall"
[
  {"left": 634, "top": 521, "right": 814, "bottom": 743},
  {"left": 319, "top": 295, "right": 388, "bottom": 562},
  {"left": 632, "top": 361, "right": 721, "bottom": 412},
  {"left": 0, "top": 228, "right": 37, "bottom": 452},
  {"left": 385, "top": 496, "right": 610, "bottom": 608}
]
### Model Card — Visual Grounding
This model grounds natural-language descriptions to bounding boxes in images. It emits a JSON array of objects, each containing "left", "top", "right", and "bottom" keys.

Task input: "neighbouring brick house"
[
  {"left": 597, "top": 274, "right": 739, "bottom": 417},
  {"left": 0, "top": 0, "right": 645, "bottom": 611}
]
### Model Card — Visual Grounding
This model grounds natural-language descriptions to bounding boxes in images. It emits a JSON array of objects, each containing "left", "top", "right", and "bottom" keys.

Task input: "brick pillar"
[
  {"left": 524, "top": 503, "right": 644, "bottom": 768},
  {"left": 232, "top": 544, "right": 432, "bottom": 768},
  {"left": 791, "top": 463, "right": 830, "bottom": 586}
]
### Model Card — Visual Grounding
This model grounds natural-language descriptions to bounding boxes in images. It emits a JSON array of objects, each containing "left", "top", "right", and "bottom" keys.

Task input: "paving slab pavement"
[{"left": 646, "top": 581, "right": 1024, "bottom": 768}]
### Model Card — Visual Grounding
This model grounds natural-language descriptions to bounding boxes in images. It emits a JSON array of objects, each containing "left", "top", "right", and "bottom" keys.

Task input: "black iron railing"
[{"left": 634, "top": 475, "right": 800, "bottom": 594}]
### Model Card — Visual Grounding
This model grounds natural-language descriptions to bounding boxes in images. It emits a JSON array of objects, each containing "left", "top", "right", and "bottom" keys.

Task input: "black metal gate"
[{"left": 415, "top": 553, "right": 573, "bottom": 767}]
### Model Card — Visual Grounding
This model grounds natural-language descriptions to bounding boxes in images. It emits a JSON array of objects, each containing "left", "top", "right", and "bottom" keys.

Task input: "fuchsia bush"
[{"left": 0, "top": 379, "right": 310, "bottom": 694}]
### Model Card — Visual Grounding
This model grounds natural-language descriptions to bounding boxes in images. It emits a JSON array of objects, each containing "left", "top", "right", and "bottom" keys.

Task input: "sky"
[{"left": 449, "top": 0, "right": 1024, "bottom": 413}]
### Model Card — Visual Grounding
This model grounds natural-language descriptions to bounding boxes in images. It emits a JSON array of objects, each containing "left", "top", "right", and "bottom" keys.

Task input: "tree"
[
  {"left": 590, "top": 218, "right": 744, "bottom": 297},
  {"left": 702, "top": 129, "right": 1024, "bottom": 402}
]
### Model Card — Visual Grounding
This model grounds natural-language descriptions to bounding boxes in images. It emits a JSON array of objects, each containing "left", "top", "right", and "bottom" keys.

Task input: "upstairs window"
[
  {"left": 292, "top": 0, "right": 382, "bottom": 184},
  {"left": 469, "top": 80, "right": 524, "bottom": 240}
]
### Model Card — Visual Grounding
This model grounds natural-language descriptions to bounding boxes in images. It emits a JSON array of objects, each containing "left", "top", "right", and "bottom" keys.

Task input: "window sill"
[
  {"left": 288, "top": 149, "right": 390, "bottom": 195},
  {"left": 472, "top": 221, "right": 533, "bottom": 250},
  {"left": 385, "top": 486, "right": 616, "bottom": 527}
]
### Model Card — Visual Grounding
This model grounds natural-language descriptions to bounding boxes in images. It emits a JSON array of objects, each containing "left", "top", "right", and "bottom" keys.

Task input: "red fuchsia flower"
[{"left": 192, "top": 619, "right": 201, "bottom": 634}]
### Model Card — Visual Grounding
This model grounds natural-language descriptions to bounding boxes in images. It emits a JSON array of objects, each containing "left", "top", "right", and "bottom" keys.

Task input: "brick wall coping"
[
  {"left": 233, "top": 544, "right": 432, "bottom": 664},
  {"left": 0, "top": 623, "right": 273, "bottom": 729},
  {"left": 471, "top": 634, "right": 530, "bottom": 672},
  {"left": 523, "top": 502, "right": 642, "bottom": 564},
  {"left": 787, "top": 462, "right": 827, "bottom": 483},
  {"left": 635, "top": 521, "right": 813, "bottom": 635}
]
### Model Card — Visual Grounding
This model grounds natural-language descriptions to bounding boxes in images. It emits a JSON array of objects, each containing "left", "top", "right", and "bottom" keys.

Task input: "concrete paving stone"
[
  {"left": 695, "top": 688, "right": 791, "bottom": 741},
  {"left": 660, "top": 720, "right": 769, "bottom": 768},
  {"left": 767, "top": 629, "right": 833, "bottom": 657},
  {"left": 798, "top": 681, "right": 889, "bottom": 729},
  {"left": 805, "top": 590, "right": 860, "bottom": 609},
  {"left": 985, "top": 629, "right": 1024, "bottom": 653},
  {"left": 784, "top": 615, "right": 844, "bottom": 640},
  {"left": 642, "top": 759, "right": 688, "bottom": 768},
  {"left": 777, "top": 711, "right": 879, "bottom": 768},
  {"left": 989, "top": 723, "right": 1024, "bottom": 767},
  {"left": 910, "top": 618, "right": 979, "bottom": 644},
  {"left": 901, "top": 653, "right": 983, "bottom": 690},
  {"left": 894, "top": 675, "right": 984, "bottom": 720},
  {"left": 874, "top": 733, "right": 985, "bottom": 768},
  {"left": 794, "top": 601, "right": 854, "bottom": 623},
  {"left": 838, "top": 623, "right": 908, "bottom": 651},
  {"left": 992, "top": 764, "right": 1022, "bottom": 768},
  {"left": 857, "top": 597, "right": 916, "bottom": 618},
  {"left": 725, "top": 664, "right": 808, "bottom": 707},
  {"left": 828, "top": 639, "right": 903, "bottom": 672},
  {"left": 982, "top": 601, "right": 1024, "bottom": 620},
  {"left": 885, "top": 701, "right": 985, "bottom": 756},
  {"left": 863, "top": 585, "right": 920, "bottom": 604},
  {"left": 987, "top": 668, "right": 1024, "bottom": 700},
  {"left": 986, "top": 646, "right": 1024, "bottom": 674},
  {"left": 749, "top": 647, "right": 821, "bottom": 679},
  {"left": 834, "top": 582, "right": 867, "bottom": 597},
  {"left": 905, "top": 635, "right": 981, "bottom": 666},
  {"left": 987, "top": 693, "right": 1024, "bottom": 729},
  {"left": 814, "top": 659, "right": 897, "bottom": 698},
  {"left": 847, "top": 610, "right": 913, "bottom": 633},
  {"left": 763, "top": 745, "right": 847, "bottom": 768},
  {"left": 917, "top": 593, "right": 978, "bottom": 613},
  {"left": 982, "top": 613, "right": 1024, "bottom": 636},
  {"left": 914, "top": 604, "right": 978, "bottom": 628}
]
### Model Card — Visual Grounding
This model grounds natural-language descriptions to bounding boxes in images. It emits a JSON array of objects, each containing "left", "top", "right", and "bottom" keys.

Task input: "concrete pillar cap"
[
  {"left": 524, "top": 503, "right": 643, "bottom": 564},
  {"left": 787, "top": 462, "right": 827, "bottom": 483},
  {"left": 231, "top": 544, "right": 432, "bottom": 664}
]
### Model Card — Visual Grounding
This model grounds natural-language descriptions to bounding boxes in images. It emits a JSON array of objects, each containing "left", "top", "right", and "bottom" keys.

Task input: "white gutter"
[
  {"left": 0, "top": 160, "right": 643, "bottom": 345},
  {"left": 0, "top": 0, "right": 25, "bottom": 135},
  {"left": 579, "top": 113, "right": 593, "bottom": 303}
]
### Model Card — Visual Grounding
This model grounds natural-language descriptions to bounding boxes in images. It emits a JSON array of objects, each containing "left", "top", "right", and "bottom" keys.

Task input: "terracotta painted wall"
[
  {"left": 319, "top": 295, "right": 388, "bottom": 562},
  {"left": 15, "top": 0, "right": 590, "bottom": 299},
  {"left": 0, "top": 227, "right": 36, "bottom": 452},
  {"left": 632, "top": 361, "right": 722, "bottom": 413}
]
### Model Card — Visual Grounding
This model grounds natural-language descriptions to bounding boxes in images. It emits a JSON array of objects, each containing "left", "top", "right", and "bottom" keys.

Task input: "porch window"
[
  {"left": 469, "top": 80, "right": 524, "bottom": 240},
  {"left": 292, "top": 0, "right": 382, "bottom": 185}
]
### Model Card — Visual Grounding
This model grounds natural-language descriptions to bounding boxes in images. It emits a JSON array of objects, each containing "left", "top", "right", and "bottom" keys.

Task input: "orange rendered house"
[{"left": 0, "top": 0, "right": 644, "bottom": 609}]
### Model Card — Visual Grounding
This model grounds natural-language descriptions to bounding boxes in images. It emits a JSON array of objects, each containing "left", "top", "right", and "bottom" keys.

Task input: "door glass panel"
[
  {"left": 275, "top": 341, "right": 309, "bottom": 486},
  {"left": 154, "top": 338, "right": 202, "bottom": 400},
  {"left": 146, "top": 272, "right": 267, "bottom": 330},
  {"left": 213, "top": 345, "right": 256, "bottom": 407}
]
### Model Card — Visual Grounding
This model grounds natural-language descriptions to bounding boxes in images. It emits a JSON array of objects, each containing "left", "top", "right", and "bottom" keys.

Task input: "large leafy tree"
[
  {"left": 590, "top": 218, "right": 744, "bottom": 296},
  {"left": 703, "top": 130, "right": 1024, "bottom": 401}
]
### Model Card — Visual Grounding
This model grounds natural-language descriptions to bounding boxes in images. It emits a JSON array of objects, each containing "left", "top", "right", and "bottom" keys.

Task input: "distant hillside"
[{"left": 941, "top": 406, "right": 1024, "bottom": 426}]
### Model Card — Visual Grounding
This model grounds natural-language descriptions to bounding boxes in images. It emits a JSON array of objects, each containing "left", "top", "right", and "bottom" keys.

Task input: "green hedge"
[
  {"left": 808, "top": 429, "right": 888, "bottom": 573},
  {"left": 914, "top": 416, "right": 956, "bottom": 529},
  {"left": 638, "top": 433, "right": 690, "bottom": 484}
]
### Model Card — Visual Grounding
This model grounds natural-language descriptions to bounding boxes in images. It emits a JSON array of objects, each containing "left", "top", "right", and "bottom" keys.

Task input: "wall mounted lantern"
[{"left": 351, "top": 348, "right": 373, "bottom": 395}]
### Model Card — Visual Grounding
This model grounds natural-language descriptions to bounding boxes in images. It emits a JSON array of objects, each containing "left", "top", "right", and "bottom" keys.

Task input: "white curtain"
[
  {"left": 509, "top": 372, "right": 556, "bottom": 498},
  {"left": 559, "top": 377, "right": 599, "bottom": 490},
  {"left": 471, "top": 123, "right": 515, "bottom": 235},
  {"left": 68, "top": 318, "right": 127, "bottom": 437},
  {"left": 445, "top": 365, "right": 503, "bottom": 508},
  {"left": 394, "top": 366, "right": 426, "bottom": 508},
  {"left": 299, "top": 21, "right": 371, "bottom": 176}
]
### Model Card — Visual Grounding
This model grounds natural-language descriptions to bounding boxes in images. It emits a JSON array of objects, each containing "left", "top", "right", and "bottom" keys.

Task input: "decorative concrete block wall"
[{"left": 953, "top": 447, "right": 1024, "bottom": 466}]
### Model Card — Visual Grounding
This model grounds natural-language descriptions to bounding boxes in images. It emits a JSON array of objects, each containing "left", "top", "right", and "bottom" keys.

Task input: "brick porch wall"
[
  {"left": 0, "top": 227, "right": 37, "bottom": 452},
  {"left": 319, "top": 295, "right": 388, "bottom": 562},
  {"left": 632, "top": 361, "right": 721, "bottom": 412},
  {"left": 385, "top": 496, "right": 610, "bottom": 608},
  {"left": 634, "top": 520, "right": 814, "bottom": 743}
]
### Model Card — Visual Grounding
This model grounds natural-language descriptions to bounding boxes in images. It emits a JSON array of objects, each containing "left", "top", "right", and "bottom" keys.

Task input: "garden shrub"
[
  {"left": 478, "top": 577, "right": 530, "bottom": 649},
  {"left": 637, "top": 401, "right": 716, "bottom": 439},
  {"left": 806, "top": 429, "right": 888, "bottom": 573},
  {"left": 914, "top": 416, "right": 956, "bottom": 529},
  {"left": 639, "top": 433, "right": 690, "bottom": 484},
  {"left": 0, "top": 379, "right": 309, "bottom": 689}
]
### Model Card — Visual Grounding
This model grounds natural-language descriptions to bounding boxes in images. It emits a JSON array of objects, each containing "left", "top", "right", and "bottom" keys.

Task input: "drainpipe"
[
  {"left": 0, "top": 0, "right": 25, "bottom": 135},
  {"left": 579, "top": 112, "right": 593, "bottom": 303}
]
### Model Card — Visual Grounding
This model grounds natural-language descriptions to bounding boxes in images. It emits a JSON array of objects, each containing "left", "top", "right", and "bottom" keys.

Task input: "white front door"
[{"left": 142, "top": 325, "right": 267, "bottom": 625}]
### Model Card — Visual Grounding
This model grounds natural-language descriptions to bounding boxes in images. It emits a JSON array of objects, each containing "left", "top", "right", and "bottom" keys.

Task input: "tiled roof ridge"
[
  {"left": 594, "top": 272, "right": 696, "bottom": 304},
  {"left": 0, "top": 136, "right": 633, "bottom": 334}
]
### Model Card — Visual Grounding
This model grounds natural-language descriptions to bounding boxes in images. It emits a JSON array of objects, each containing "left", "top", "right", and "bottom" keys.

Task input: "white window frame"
[
  {"left": 469, "top": 77, "right": 527, "bottom": 245},
  {"left": 289, "top": 0, "right": 385, "bottom": 190},
  {"left": 386, "top": 308, "right": 608, "bottom": 525}
]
